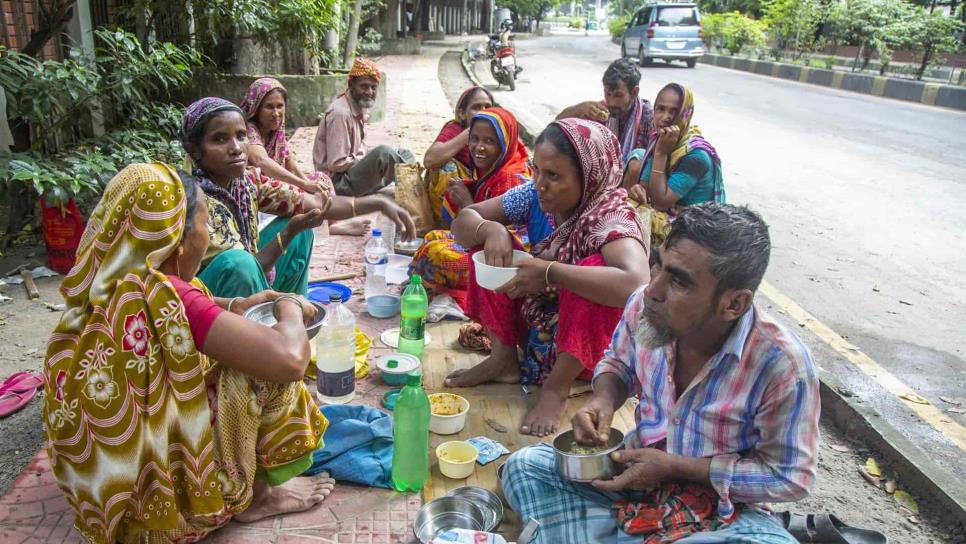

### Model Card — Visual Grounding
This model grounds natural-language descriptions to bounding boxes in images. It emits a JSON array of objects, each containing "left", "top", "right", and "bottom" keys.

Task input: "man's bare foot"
[
  {"left": 520, "top": 386, "right": 568, "bottom": 437},
  {"left": 235, "top": 472, "right": 336, "bottom": 523},
  {"left": 444, "top": 353, "right": 520, "bottom": 387},
  {"left": 329, "top": 217, "right": 371, "bottom": 236}
]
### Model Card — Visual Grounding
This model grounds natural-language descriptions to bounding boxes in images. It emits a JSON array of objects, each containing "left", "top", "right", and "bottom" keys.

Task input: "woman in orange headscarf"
[{"left": 409, "top": 107, "right": 530, "bottom": 307}]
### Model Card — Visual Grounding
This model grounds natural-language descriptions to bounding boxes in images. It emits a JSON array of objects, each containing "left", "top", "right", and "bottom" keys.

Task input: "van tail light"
[
  {"left": 698, "top": 26, "right": 703, "bottom": 38},
  {"left": 647, "top": 22, "right": 656, "bottom": 39}
]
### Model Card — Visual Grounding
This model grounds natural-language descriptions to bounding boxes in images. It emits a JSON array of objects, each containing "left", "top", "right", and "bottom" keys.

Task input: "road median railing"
[{"left": 700, "top": 53, "right": 966, "bottom": 112}]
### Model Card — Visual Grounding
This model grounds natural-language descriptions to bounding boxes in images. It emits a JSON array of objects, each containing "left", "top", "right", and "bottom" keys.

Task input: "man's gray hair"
[
  {"left": 602, "top": 58, "right": 641, "bottom": 90},
  {"left": 664, "top": 203, "right": 771, "bottom": 295}
]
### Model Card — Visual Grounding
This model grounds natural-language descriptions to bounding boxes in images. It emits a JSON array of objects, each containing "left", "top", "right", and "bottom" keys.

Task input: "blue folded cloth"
[{"left": 303, "top": 404, "right": 394, "bottom": 489}]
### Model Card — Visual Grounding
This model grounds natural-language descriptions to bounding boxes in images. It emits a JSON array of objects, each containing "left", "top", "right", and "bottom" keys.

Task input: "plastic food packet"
[{"left": 467, "top": 436, "right": 510, "bottom": 465}]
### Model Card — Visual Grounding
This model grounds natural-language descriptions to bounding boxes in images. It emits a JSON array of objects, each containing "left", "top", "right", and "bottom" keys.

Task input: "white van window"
[{"left": 656, "top": 6, "right": 698, "bottom": 26}]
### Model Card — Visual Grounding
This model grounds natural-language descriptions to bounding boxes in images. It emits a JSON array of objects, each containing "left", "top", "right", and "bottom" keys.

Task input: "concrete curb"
[
  {"left": 459, "top": 49, "right": 538, "bottom": 147},
  {"left": 454, "top": 46, "right": 966, "bottom": 533},
  {"left": 700, "top": 53, "right": 966, "bottom": 111},
  {"left": 819, "top": 372, "right": 966, "bottom": 531}
]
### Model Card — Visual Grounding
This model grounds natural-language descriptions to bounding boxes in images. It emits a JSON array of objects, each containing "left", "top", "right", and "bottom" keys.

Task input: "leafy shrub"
[{"left": 609, "top": 15, "right": 630, "bottom": 39}]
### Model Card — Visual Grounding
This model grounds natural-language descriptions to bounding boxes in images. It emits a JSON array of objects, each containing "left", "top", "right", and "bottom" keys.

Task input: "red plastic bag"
[{"left": 41, "top": 195, "right": 85, "bottom": 274}]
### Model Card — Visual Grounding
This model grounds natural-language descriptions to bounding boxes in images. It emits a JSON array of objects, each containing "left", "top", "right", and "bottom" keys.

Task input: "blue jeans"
[{"left": 501, "top": 444, "right": 798, "bottom": 544}]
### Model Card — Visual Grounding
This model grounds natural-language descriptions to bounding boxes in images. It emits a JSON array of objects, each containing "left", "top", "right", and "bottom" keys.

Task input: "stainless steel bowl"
[
  {"left": 242, "top": 300, "right": 327, "bottom": 339},
  {"left": 413, "top": 496, "right": 486, "bottom": 543},
  {"left": 552, "top": 428, "right": 625, "bottom": 482},
  {"left": 446, "top": 486, "right": 504, "bottom": 532}
]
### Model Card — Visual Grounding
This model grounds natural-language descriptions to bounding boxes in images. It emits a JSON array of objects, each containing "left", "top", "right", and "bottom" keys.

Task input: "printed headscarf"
[
  {"left": 441, "top": 107, "right": 530, "bottom": 225},
  {"left": 43, "top": 163, "right": 226, "bottom": 541},
  {"left": 348, "top": 56, "right": 382, "bottom": 82},
  {"left": 522, "top": 118, "right": 644, "bottom": 330},
  {"left": 645, "top": 84, "right": 723, "bottom": 202},
  {"left": 181, "top": 97, "right": 258, "bottom": 253},
  {"left": 239, "top": 77, "right": 290, "bottom": 164}
]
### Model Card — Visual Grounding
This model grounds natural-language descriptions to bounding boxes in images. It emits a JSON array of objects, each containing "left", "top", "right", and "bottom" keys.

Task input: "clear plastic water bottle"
[
  {"left": 316, "top": 293, "right": 356, "bottom": 404},
  {"left": 399, "top": 274, "right": 428, "bottom": 361},
  {"left": 391, "top": 371, "right": 430, "bottom": 492},
  {"left": 364, "top": 229, "right": 389, "bottom": 300}
]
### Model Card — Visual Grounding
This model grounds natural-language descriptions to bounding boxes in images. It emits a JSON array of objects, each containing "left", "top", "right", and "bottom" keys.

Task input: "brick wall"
[{"left": 1, "top": 0, "right": 62, "bottom": 58}]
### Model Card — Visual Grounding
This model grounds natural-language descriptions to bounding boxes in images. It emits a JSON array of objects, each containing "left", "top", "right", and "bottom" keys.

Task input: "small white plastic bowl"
[
  {"left": 437, "top": 441, "right": 479, "bottom": 479},
  {"left": 429, "top": 393, "right": 470, "bottom": 435},
  {"left": 472, "top": 250, "right": 532, "bottom": 291}
]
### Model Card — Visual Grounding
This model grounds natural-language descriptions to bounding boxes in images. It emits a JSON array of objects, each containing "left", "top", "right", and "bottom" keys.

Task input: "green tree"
[
  {"left": 762, "top": 0, "right": 824, "bottom": 57},
  {"left": 905, "top": 10, "right": 964, "bottom": 79},
  {"left": 707, "top": 11, "right": 767, "bottom": 55},
  {"left": 501, "top": 0, "right": 565, "bottom": 28}
]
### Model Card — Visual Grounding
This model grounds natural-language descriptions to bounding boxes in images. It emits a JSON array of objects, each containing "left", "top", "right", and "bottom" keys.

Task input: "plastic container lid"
[
  {"left": 375, "top": 353, "right": 420, "bottom": 374},
  {"left": 306, "top": 281, "right": 352, "bottom": 304}
]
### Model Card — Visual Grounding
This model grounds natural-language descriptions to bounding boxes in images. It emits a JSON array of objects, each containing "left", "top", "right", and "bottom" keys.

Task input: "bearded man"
[
  {"left": 312, "top": 57, "right": 415, "bottom": 196},
  {"left": 500, "top": 203, "right": 821, "bottom": 543}
]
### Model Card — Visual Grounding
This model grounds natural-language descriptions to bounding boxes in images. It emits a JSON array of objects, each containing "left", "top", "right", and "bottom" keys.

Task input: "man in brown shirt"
[{"left": 312, "top": 57, "right": 415, "bottom": 196}]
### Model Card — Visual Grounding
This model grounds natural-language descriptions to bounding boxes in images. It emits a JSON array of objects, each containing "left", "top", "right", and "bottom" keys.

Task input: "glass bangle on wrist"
[{"left": 272, "top": 294, "right": 303, "bottom": 319}]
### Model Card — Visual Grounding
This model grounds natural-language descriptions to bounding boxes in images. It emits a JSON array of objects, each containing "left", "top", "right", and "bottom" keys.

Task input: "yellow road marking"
[{"left": 760, "top": 281, "right": 966, "bottom": 452}]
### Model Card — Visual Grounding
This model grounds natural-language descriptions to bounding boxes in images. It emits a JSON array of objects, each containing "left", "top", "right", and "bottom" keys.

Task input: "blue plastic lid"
[{"left": 306, "top": 281, "right": 352, "bottom": 304}]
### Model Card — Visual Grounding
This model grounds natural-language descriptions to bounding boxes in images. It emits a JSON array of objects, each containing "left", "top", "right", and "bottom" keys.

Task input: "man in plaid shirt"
[{"left": 502, "top": 204, "right": 820, "bottom": 543}]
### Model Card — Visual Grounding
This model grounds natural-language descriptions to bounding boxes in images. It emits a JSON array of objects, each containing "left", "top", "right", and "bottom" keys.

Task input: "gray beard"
[
  {"left": 358, "top": 97, "right": 376, "bottom": 109},
  {"left": 635, "top": 314, "right": 673, "bottom": 349}
]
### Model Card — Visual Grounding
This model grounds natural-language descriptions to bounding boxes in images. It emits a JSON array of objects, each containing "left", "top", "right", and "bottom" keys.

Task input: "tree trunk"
[
  {"left": 917, "top": 45, "right": 933, "bottom": 80},
  {"left": 852, "top": 41, "right": 863, "bottom": 72},
  {"left": 21, "top": 0, "right": 77, "bottom": 57},
  {"left": 343, "top": 0, "right": 364, "bottom": 67},
  {"left": 5, "top": 119, "right": 34, "bottom": 235}
]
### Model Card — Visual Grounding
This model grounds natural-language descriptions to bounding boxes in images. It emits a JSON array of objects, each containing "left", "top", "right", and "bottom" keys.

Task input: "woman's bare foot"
[
  {"left": 235, "top": 472, "right": 336, "bottom": 523},
  {"left": 329, "top": 217, "right": 372, "bottom": 236},
  {"left": 520, "top": 385, "right": 568, "bottom": 437},
  {"left": 445, "top": 337, "right": 519, "bottom": 387}
]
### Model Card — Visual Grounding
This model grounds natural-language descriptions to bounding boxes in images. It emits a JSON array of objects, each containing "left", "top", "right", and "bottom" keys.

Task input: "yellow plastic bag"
[{"left": 306, "top": 327, "right": 372, "bottom": 381}]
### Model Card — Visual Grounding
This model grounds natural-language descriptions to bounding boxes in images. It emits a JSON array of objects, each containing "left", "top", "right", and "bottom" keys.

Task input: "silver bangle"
[{"left": 226, "top": 297, "right": 242, "bottom": 314}]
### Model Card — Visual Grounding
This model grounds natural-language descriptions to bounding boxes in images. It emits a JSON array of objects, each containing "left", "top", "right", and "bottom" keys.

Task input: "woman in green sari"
[
  {"left": 183, "top": 97, "right": 415, "bottom": 299},
  {"left": 43, "top": 163, "right": 333, "bottom": 543}
]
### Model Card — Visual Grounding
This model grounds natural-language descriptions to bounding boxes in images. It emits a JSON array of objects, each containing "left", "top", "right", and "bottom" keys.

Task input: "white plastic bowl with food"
[
  {"left": 436, "top": 441, "right": 479, "bottom": 479},
  {"left": 472, "top": 249, "right": 533, "bottom": 291},
  {"left": 428, "top": 393, "right": 469, "bottom": 435}
]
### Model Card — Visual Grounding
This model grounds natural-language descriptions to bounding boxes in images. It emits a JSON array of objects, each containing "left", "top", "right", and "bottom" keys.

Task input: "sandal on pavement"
[
  {"left": 778, "top": 511, "right": 888, "bottom": 544},
  {"left": 0, "top": 388, "right": 39, "bottom": 418},
  {"left": 0, "top": 371, "right": 43, "bottom": 395}
]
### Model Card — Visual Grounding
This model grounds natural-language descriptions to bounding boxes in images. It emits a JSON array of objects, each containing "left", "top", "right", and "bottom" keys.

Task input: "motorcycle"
[{"left": 489, "top": 40, "right": 522, "bottom": 91}]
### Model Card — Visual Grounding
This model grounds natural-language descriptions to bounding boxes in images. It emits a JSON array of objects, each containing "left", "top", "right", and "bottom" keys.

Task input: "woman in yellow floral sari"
[{"left": 43, "top": 163, "right": 332, "bottom": 543}]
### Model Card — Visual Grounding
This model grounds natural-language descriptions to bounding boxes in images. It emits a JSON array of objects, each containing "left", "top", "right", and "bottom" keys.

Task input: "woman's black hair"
[
  {"left": 457, "top": 87, "right": 495, "bottom": 123},
  {"left": 535, "top": 123, "right": 583, "bottom": 180},
  {"left": 177, "top": 170, "right": 201, "bottom": 237}
]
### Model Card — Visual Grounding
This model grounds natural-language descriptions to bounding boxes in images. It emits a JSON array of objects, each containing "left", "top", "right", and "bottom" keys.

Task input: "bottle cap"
[
  {"left": 410, "top": 274, "right": 422, "bottom": 285},
  {"left": 329, "top": 293, "right": 341, "bottom": 303},
  {"left": 406, "top": 371, "right": 423, "bottom": 386},
  {"left": 372, "top": 229, "right": 382, "bottom": 237}
]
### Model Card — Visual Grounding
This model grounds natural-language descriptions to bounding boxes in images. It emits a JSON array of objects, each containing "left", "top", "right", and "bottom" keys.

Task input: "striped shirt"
[{"left": 594, "top": 286, "right": 820, "bottom": 518}]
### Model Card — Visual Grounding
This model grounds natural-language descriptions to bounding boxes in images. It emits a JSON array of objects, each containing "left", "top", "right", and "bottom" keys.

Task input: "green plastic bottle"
[
  {"left": 391, "top": 371, "right": 430, "bottom": 492},
  {"left": 399, "top": 274, "right": 428, "bottom": 361}
]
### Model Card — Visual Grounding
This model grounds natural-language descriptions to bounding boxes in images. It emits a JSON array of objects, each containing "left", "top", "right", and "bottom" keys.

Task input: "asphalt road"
[{"left": 473, "top": 34, "right": 966, "bottom": 480}]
